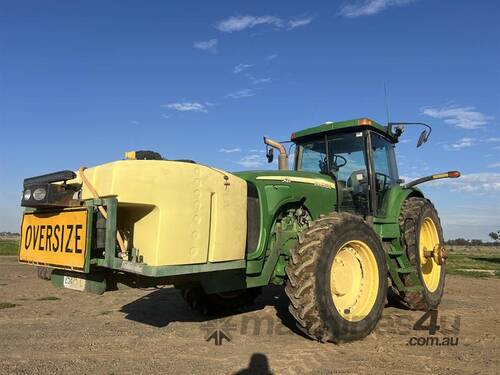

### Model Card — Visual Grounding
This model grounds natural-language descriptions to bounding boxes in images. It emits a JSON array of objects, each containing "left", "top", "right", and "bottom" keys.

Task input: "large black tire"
[
  {"left": 398, "top": 197, "right": 445, "bottom": 310},
  {"left": 36, "top": 267, "right": 53, "bottom": 280},
  {"left": 181, "top": 286, "right": 262, "bottom": 316},
  {"left": 285, "top": 212, "right": 387, "bottom": 343}
]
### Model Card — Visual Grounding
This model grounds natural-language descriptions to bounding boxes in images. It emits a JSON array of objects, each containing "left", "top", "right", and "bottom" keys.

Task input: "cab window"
[
  {"left": 371, "top": 132, "right": 399, "bottom": 214},
  {"left": 326, "top": 132, "right": 369, "bottom": 215},
  {"left": 296, "top": 140, "right": 327, "bottom": 173}
]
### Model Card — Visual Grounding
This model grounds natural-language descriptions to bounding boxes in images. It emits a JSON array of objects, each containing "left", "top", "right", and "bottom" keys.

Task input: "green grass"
[
  {"left": 37, "top": 296, "right": 60, "bottom": 301},
  {"left": 0, "top": 239, "right": 19, "bottom": 256},
  {"left": 446, "top": 245, "right": 500, "bottom": 278},
  {"left": 0, "top": 302, "right": 17, "bottom": 309}
]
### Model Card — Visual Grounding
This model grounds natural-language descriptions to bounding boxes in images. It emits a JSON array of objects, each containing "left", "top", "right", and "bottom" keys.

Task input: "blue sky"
[{"left": 1, "top": 0, "right": 499, "bottom": 239}]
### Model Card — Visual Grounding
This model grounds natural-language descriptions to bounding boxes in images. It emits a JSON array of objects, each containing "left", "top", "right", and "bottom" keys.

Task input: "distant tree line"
[
  {"left": 489, "top": 230, "right": 500, "bottom": 242},
  {"left": 0, "top": 232, "right": 20, "bottom": 237},
  {"left": 445, "top": 238, "right": 496, "bottom": 246},
  {"left": 0, "top": 231, "right": 20, "bottom": 236},
  {"left": 445, "top": 230, "right": 499, "bottom": 246}
]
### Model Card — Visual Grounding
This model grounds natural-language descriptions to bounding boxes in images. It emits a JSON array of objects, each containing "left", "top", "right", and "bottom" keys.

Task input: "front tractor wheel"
[
  {"left": 285, "top": 212, "right": 387, "bottom": 343},
  {"left": 398, "top": 197, "right": 446, "bottom": 310}
]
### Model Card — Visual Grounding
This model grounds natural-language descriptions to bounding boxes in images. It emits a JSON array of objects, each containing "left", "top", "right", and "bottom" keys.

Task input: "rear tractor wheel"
[
  {"left": 36, "top": 266, "right": 52, "bottom": 280},
  {"left": 285, "top": 212, "right": 387, "bottom": 343},
  {"left": 398, "top": 197, "right": 446, "bottom": 310}
]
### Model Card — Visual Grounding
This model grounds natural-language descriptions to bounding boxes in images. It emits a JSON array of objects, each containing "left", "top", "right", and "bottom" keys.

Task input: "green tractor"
[{"left": 19, "top": 118, "right": 459, "bottom": 343}]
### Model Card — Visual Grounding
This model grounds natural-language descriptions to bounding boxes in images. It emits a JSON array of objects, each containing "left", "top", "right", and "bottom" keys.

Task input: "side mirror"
[
  {"left": 266, "top": 147, "right": 274, "bottom": 163},
  {"left": 417, "top": 130, "right": 429, "bottom": 148},
  {"left": 393, "top": 125, "right": 405, "bottom": 137}
]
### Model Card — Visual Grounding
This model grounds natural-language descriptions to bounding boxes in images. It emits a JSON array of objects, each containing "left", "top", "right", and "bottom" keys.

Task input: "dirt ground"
[{"left": 0, "top": 256, "right": 499, "bottom": 375}]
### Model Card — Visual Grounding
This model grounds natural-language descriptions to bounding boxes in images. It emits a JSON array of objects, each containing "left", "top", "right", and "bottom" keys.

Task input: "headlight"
[
  {"left": 33, "top": 187, "right": 47, "bottom": 201},
  {"left": 23, "top": 189, "right": 31, "bottom": 201}
]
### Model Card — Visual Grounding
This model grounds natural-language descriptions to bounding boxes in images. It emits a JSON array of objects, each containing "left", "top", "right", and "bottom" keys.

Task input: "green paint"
[
  {"left": 94, "top": 257, "right": 246, "bottom": 277},
  {"left": 19, "top": 117, "right": 437, "bottom": 298},
  {"left": 51, "top": 270, "right": 107, "bottom": 295},
  {"left": 292, "top": 118, "right": 391, "bottom": 140}
]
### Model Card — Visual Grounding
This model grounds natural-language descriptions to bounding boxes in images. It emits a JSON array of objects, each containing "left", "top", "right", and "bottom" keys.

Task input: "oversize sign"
[{"left": 19, "top": 208, "right": 88, "bottom": 271}]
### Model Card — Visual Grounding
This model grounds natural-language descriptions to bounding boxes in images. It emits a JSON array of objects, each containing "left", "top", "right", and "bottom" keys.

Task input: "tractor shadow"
[{"left": 120, "top": 285, "right": 308, "bottom": 338}]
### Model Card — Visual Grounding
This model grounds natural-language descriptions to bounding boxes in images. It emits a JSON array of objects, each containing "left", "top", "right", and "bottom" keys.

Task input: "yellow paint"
[
  {"left": 432, "top": 173, "right": 448, "bottom": 179},
  {"left": 256, "top": 176, "right": 336, "bottom": 189},
  {"left": 19, "top": 208, "right": 88, "bottom": 271},
  {"left": 68, "top": 161, "right": 247, "bottom": 266},
  {"left": 330, "top": 240, "right": 379, "bottom": 322},
  {"left": 124, "top": 151, "right": 136, "bottom": 160},
  {"left": 419, "top": 217, "right": 441, "bottom": 292}
]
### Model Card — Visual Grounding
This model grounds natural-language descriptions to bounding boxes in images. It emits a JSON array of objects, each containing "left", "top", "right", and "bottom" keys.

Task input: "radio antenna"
[{"left": 384, "top": 81, "right": 391, "bottom": 124}]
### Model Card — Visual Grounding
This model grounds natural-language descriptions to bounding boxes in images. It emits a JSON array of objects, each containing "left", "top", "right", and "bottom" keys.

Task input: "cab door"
[{"left": 368, "top": 132, "right": 400, "bottom": 216}]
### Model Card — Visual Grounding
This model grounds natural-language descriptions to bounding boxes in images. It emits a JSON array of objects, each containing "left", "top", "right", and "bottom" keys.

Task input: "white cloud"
[
  {"left": 287, "top": 17, "right": 313, "bottom": 29},
  {"left": 444, "top": 137, "right": 474, "bottom": 151},
  {"left": 422, "top": 105, "right": 493, "bottom": 129},
  {"left": 339, "top": 0, "right": 416, "bottom": 18},
  {"left": 488, "top": 162, "right": 500, "bottom": 168},
  {"left": 431, "top": 172, "right": 500, "bottom": 193},
  {"left": 216, "top": 16, "right": 283, "bottom": 33},
  {"left": 246, "top": 74, "right": 271, "bottom": 84},
  {"left": 163, "top": 102, "right": 209, "bottom": 113},
  {"left": 233, "top": 63, "right": 272, "bottom": 84},
  {"left": 160, "top": 114, "right": 170, "bottom": 119},
  {"left": 216, "top": 15, "right": 313, "bottom": 33},
  {"left": 193, "top": 39, "right": 218, "bottom": 53},
  {"left": 266, "top": 54, "right": 278, "bottom": 61},
  {"left": 219, "top": 148, "right": 241, "bottom": 153},
  {"left": 225, "top": 89, "right": 255, "bottom": 99},
  {"left": 236, "top": 154, "right": 265, "bottom": 168},
  {"left": 485, "top": 137, "right": 500, "bottom": 142},
  {"left": 445, "top": 213, "right": 499, "bottom": 226},
  {"left": 234, "top": 63, "right": 253, "bottom": 74}
]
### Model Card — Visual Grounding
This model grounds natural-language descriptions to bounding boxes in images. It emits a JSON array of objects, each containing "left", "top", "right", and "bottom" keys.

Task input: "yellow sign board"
[{"left": 19, "top": 209, "right": 88, "bottom": 271}]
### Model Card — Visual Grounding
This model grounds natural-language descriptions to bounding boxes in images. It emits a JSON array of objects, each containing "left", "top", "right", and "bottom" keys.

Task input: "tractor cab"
[{"left": 290, "top": 118, "right": 399, "bottom": 217}]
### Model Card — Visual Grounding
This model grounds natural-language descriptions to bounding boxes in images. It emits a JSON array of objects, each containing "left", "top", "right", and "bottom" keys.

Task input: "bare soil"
[{"left": 0, "top": 256, "right": 499, "bottom": 375}]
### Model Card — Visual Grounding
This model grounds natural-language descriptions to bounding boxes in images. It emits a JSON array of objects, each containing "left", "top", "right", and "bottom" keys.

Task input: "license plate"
[
  {"left": 63, "top": 275, "right": 87, "bottom": 291},
  {"left": 19, "top": 208, "right": 88, "bottom": 271}
]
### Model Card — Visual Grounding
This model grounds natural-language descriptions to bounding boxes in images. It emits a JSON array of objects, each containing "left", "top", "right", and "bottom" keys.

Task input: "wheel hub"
[
  {"left": 423, "top": 244, "right": 446, "bottom": 265},
  {"left": 330, "top": 241, "right": 379, "bottom": 322},
  {"left": 331, "top": 252, "right": 359, "bottom": 296}
]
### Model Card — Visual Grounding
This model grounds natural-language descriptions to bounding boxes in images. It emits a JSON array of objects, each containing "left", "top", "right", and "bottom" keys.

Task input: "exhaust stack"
[{"left": 264, "top": 137, "right": 288, "bottom": 170}]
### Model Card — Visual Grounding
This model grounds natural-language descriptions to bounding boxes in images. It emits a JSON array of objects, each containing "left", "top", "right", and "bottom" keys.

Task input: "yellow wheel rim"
[
  {"left": 419, "top": 217, "right": 441, "bottom": 292},
  {"left": 330, "top": 240, "right": 379, "bottom": 322}
]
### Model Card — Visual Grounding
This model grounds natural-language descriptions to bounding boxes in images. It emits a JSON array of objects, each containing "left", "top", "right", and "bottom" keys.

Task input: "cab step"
[
  {"left": 397, "top": 267, "right": 414, "bottom": 274},
  {"left": 388, "top": 249, "right": 404, "bottom": 256},
  {"left": 402, "top": 285, "right": 423, "bottom": 292}
]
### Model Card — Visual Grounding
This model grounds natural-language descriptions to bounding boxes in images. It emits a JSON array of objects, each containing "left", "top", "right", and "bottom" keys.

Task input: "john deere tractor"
[{"left": 18, "top": 118, "right": 459, "bottom": 343}]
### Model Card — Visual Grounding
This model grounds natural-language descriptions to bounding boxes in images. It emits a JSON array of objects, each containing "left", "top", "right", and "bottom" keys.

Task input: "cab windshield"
[
  {"left": 295, "top": 132, "right": 369, "bottom": 214},
  {"left": 295, "top": 131, "right": 398, "bottom": 215}
]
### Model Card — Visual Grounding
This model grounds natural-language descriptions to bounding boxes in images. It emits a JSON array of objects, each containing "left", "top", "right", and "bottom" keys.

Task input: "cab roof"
[{"left": 291, "top": 118, "right": 390, "bottom": 141}]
